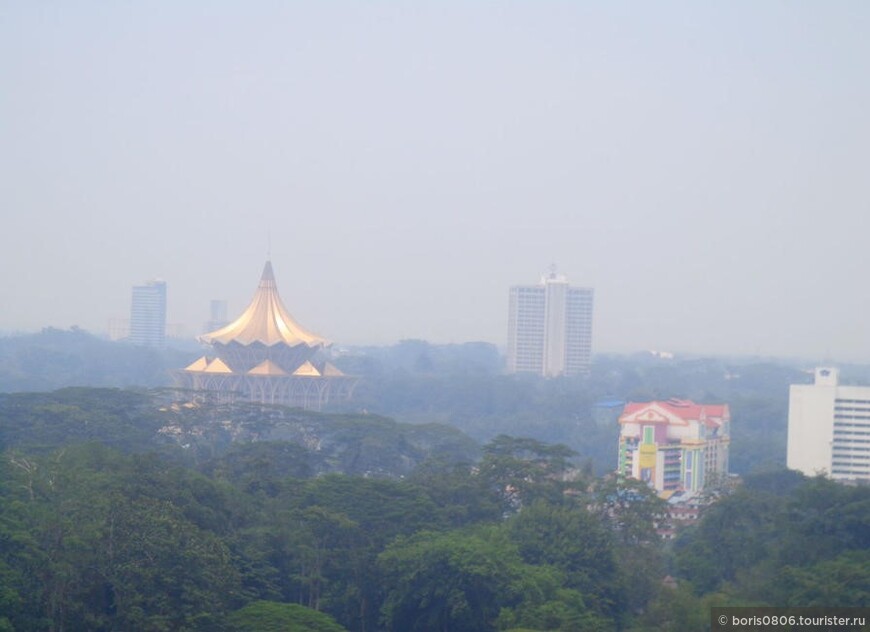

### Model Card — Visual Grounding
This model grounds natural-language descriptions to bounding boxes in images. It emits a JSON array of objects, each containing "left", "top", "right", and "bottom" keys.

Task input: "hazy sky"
[{"left": 2, "top": 2, "right": 869, "bottom": 360}]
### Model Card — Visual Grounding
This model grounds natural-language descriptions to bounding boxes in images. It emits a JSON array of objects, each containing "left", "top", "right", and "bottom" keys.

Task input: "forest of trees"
[
  {"left": 1, "top": 388, "right": 868, "bottom": 631},
  {"left": 1, "top": 330, "right": 843, "bottom": 475},
  {"left": 0, "top": 329, "right": 195, "bottom": 393},
  {"left": 337, "top": 341, "right": 818, "bottom": 475}
]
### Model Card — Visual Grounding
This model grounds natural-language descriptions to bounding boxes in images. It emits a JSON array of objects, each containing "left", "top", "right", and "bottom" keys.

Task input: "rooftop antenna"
[
  {"left": 267, "top": 231, "right": 272, "bottom": 261},
  {"left": 548, "top": 263, "right": 557, "bottom": 279}
]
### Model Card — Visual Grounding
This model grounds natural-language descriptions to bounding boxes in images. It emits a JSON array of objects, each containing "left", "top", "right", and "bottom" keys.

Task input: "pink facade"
[{"left": 617, "top": 399, "right": 730, "bottom": 493}]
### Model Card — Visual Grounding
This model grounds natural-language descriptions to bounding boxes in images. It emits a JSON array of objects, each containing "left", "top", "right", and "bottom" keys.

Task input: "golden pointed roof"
[
  {"left": 203, "top": 357, "right": 233, "bottom": 374},
  {"left": 322, "top": 362, "right": 345, "bottom": 376},
  {"left": 292, "top": 360, "right": 321, "bottom": 376},
  {"left": 199, "top": 261, "right": 330, "bottom": 348},
  {"left": 248, "top": 359, "right": 288, "bottom": 376},
  {"left": 184, "top": 356, "right": 210, "bottom": 372}
]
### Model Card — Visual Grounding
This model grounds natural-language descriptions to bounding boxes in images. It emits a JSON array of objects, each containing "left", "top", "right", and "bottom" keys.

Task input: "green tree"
[
  {"left": 226, "top": 600, "right": 347, "bottom": 632},
  {"left": 378, "top": 527, "right": 554, "bottom": 632},
  {"left": 0, "top": 445, "right": 245, "bottom": 631},
  {"left": 627, "top": 581, "right": 706, "bottom": 632},
  {"left": 589, "top": 476, "right": 665, "bottom": 548},
  {"left": 773, "top": 551, "right": 870, "bottom": 607},
  {"left": 407, "top": 458, "right": 502, "bottom": 528},
  {"left": 291, "top": 507, "right": 360, "bottom": 612},
  {"left": 496, "top": 587, "right": 614, "bottom": 632},
  {"left": 588, "top": 476, "right": 665, "bottom": 613},
  {"left": 508, "top": 501, "right": 622, "bottom": 618},
  {"left": 479, "top": 436, "right": 579, "bottom": 512},
  {"left": 674, "top": 488, "right": 782, "bottom": 594}
]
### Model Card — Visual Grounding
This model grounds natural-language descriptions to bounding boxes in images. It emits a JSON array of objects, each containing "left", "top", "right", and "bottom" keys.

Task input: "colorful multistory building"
[{"left": 617, "top": 399, "right": 730, "bottom": 493}]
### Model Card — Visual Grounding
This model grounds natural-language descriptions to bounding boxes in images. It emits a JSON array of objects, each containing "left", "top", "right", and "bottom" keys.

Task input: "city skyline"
[{"left": 2, "top": 3, "right": 869, "bottom": 361}]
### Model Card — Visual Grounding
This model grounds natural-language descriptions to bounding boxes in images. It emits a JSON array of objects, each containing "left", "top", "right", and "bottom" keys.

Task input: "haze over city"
[{"left": 2, "top": 2, "right": 869, "bottom": 360}]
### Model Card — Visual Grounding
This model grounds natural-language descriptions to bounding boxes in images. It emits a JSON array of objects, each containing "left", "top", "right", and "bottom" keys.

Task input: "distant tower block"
[
  {"left": 507, "top": 268, "right": 594, "bottom": 376},
  {"left": 174, "top": 261, "right": 357, "bottom": 411},
  {"left": 204, "top": 299, "right": 228, "bottom": 334},
  {"left": 130, "top": 280, "right": 167, "bottom": 347},
  {"left": 788, "top": 368, "right": 870, "bottom": 482}
]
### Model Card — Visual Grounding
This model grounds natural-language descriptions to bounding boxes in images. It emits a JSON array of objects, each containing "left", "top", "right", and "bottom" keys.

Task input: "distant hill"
[
  {"left": 0, "top": 387, "right": 479, "bottom": 478},
  {"left": 0, "top": 328, "right": 198, "bottom": 392},
  {"left": 334, "top": 339, "right": 503, "bottom": 376}
]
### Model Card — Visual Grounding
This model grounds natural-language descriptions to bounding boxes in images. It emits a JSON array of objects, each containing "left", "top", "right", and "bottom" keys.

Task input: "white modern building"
[
  {"left": 129, "top": 280, "right": 167, "bottom": 348},
  {"left": 788, "top": 367, "right": 870, "bottom": 482},
  {"left": 507, "top": 270, "right": 593, "bottom": 376}
]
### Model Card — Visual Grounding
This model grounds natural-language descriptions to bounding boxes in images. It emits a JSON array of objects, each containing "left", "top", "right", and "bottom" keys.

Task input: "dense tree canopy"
[
  {"left": 0, "top": 353, "right": 867, "bottom": 631},
  {"left": 2, "top": 421, "right": 864, "bottom": 631}
]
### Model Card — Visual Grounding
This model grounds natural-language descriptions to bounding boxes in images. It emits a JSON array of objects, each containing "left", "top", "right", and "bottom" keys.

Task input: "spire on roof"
[{"left": 261, "top": 260, "right": 275, "bottom": 283}]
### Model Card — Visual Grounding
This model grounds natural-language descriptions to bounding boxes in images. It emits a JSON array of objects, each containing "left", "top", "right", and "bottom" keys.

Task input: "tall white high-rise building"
[
  {"left": 507, "top": 270, "right": 593, "bottom": 376},
  {"left": 129, "top": 280, "right": 167, "bottom": 348},
  {"left": 788, "top": 367, "right": 870, "bottom": 482}
]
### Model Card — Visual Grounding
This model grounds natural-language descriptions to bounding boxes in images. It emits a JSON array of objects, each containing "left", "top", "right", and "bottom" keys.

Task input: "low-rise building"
[{"left": 656, "top": 489, "right": 722, "bottom": 540}]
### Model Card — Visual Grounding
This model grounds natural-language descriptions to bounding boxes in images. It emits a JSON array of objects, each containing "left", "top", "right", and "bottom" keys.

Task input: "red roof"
[{"left": 621, "top": 399, "right": 729, "bottom": 427}]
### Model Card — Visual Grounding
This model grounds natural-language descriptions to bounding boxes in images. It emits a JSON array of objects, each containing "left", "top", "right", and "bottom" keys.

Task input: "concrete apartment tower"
[
  {"left": 129, "top": 280, "right": 166, "bottom": 348},
  {"left": 788, "top": 367, "right": 870, "bottom": 481},
  {"left": 507, "top": 268, "right": 593, "bottom": 376}
]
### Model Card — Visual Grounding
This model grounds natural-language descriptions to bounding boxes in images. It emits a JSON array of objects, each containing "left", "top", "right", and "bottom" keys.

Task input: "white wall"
[{"left": 787, "top": 383, "right": 835, "bottom": 476}]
